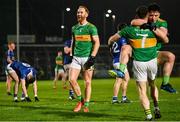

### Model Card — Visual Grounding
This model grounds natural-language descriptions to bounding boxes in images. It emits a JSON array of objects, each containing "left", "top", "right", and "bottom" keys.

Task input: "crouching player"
[{"left": 7, "top": 61, "right": 39, "bottom": 102}]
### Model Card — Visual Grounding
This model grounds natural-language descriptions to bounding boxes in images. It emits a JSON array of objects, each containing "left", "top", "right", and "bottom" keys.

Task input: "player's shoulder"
[
  {"left": 72, "top": 23, "right": 79, "bottom": 30},
  {"left": 158, "top": 18, "right": 167, "bottom": 23},
  {"left": 65, "top": 39, "right": 71, "bottom": 44},
  {"left": 7, "top": 49, "right": 13, "bottom": 54},
  {"left": 87, "top": 22, "right": 97, "bottom": 29},
  {"left": 120, "top": 37, "right": 127, "bottom": 41}
]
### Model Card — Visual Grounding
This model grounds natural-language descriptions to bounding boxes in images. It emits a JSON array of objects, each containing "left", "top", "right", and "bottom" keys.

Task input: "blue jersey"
[
  {"left": 110, "top": 37, "right": 127, "bottom": 64},
  {"left": 6, "top": 50, "right": 15, "bottom": 65},
  {"left": 10, "top": 61, "right": 36, "bottom": 80},
  {"left": 64, "top": 40, "right": 72, "bottom": 65}
]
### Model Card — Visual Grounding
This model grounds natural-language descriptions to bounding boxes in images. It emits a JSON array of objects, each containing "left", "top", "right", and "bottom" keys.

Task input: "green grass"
[{"left": 0, "top": 78, "right": 180, "bottom": 121}]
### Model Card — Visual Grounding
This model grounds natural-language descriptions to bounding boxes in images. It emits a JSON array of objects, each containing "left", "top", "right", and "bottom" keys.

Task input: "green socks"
[
  {"left": 144, "top": 109, "right": 152, "bottom": 119},
  {"left": 119, "top": 63, "right": 126, "bottom": 73},
  {"left": 162, "top": 75, "right": 170, "bottom": 85},
  {"left": 77, "top": 95, "right": 82, "bottom": 102},
  {"left": 84, "top": 101, "right": 89, "bottom": 107}
]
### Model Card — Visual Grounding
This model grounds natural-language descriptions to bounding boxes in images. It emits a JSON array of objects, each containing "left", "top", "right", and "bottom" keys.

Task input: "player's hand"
[
  {"left": 140, "top": 22, "right": 156, "bottom": 31},
  {"left": 34, "top": 96, "right": 39, "bottom": 102},
  {"left": 84, "top": 56, "right": 95, "bottom": 70},
  {"left": 25, "top": 97, "right": 32, "bottom": 102}
]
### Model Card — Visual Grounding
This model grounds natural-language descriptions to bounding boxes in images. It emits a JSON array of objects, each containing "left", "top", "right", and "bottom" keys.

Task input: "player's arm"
[
  {"left": 131, "top": 19, "right": 169, "bottom": 43},
  {"left": 7, "top": 51, "right": 14, "bottom": 64},
  {"left": 91, "top": 35, "right": 100, "bottom": 57},
  {"left": 7, "top": 57, "right": 13, "bottom": 64},
  {"left": 159, "top": 26, "right": 168, "bottom": 35},
  {"left": 131, "top": 18, "right": 147, "bottom": 26},
  {"left": 21, "top": 78, "right": 28, "bottom": 97},
  {"left": 83, "top": 26, "right": 100, "bottom": 69},
  {"left": 153, "top": 28, "right": 169, "bottom": 43},
  {"left": 64, "top": 46, "right": 71, "bottom": 54},
  {"left": 108, "top": 33, "right": 121, "bottom": 45},
  {"left": 33, "top": 80, "right": 38, "bottom": 96},
  {"left": 33, "top": 79, "right": 39, "bottom": 101},
  {"left": 70, "top": 37, "right": 74, "bottom": 56}
]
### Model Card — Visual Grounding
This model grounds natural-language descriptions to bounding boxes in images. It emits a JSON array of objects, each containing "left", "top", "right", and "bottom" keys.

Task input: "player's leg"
[
  {"left": 121, "top": 70, "right": 131, "bottom": 103},
  {"left": 69, "top": 68, "right": 82, "bottom": 112},
  {"left": 6, "top": 72, "right": 12, "bottom": 95},
  {"left": 7, "top": 68, "right": 20, "bottom": 102},
  {"left": 111, "top": 63, "right": 123, "bottom": 103},
  {"left": 69, "top": 57, "right": 83, "bottom": 112},
  {"left": 21, "top": 83, "right": 29, "bottom": 102},
  {"left": 119, "top": 45, "right": 132, "bottom": 73},
  {"left": 137, "top": 82, "right": 152, "bottom": 120},
  {"left": 133, "top": 60, "right": 153, "bottom": 120},
  {"left": 108, "top": 45, "right": 132, "bottom": 78},
  {"left": 158, "top": 51, "right": 176, "bottom": 93},
  {"left": 83, "top": 69, "right": 93, "bottom": 112},
  {"left": 149, "top": 79, "right": 161, "bottom": 119},
  {"left": 147, "top": 58, "right": 161, "bottom": 119},
  {"left": 53, "top": 68, "right": 58, "bottom": 89},
  {"left": 62, "top": 66, "right": 68, "bottom": 89},
  {"left": 59, "top": 69, "right": 66, "bottom": 89},
  {"left": 21, "top": 79, "right": 31, "bottom": 102},
  {"left": 64, "top": 65, "right": 75, "bottom": 100},
  {"left": 112, "top": 77, "right": 122, "bottom": 104}
]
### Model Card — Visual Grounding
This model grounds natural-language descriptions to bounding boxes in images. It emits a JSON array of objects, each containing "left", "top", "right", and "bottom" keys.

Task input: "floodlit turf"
[{"left": 0, "top": 78, "right": 180, "bottom": 121}]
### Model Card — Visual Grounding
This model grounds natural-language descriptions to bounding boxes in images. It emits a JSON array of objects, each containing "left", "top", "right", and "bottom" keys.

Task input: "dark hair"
[
  {"left": 27, "top": 77, "right": 36, "bottom": 84},
  {"left": 136, "top": 5, "right": 148, "bottom": 19},
  {"left": 148, "top": 3, "right": 160, "bottom": 12},
  {"left": 117, "top": 23, "right": 128, "bottom": 31},
  {"left": 79, "top": 5, "right": 89, "bottom": 14}
]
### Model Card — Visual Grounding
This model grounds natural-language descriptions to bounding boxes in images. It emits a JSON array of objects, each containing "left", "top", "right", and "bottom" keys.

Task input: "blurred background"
[{"left": 1, "top": 0, "right": 180, "bottom": 80}]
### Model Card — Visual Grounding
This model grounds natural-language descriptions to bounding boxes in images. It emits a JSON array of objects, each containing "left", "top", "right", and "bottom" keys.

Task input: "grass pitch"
[{"left": 0, "top": 78, "right": 180, "bottom": 121}]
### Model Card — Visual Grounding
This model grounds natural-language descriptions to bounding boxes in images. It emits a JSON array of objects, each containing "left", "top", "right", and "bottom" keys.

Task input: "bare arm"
[
  {"left": 70, "top": 37, "right": 73, "bottom": 56},
  {"left": 7, "top": 57, "right": 13, "bottom": 64},
  {"left": 21, "top": 79, "right": 28, "bottom": 97},
  {"left": 91, "top": 35, "right": 100, "bottom": 57},
  {"left": 153, "top": 28, "right": 169, "bottom": 43},
  {"left": 64, "top": 46, "right": 71, "bottom": 54},
  {"left": 108, "top": 33, "right": 121, "bottom": 45},
  {"left": 131, "top": 18, "right": 147, "bottom": 26},
  {"left": 33, "top": 80, "right": 38, "bottom": 97},
  {"left": 159, "top": 27, "right": 168, "bottom": 35}
]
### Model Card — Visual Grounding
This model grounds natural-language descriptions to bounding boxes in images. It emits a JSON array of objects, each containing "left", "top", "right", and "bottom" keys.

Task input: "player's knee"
[
  {"left": 168, "top": 53, "right": 175, "bottom": 63},
  {"left": 69, "top": 78, "right": 77, "bottom": 85},
  {"left": 122, "top": 45, "right": 132, "bottom": 55},
  {"left": 85, "top": 80, "right": 91, "bottom": 87}
]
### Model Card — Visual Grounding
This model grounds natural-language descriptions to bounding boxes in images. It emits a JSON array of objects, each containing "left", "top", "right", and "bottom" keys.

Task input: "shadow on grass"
[
  {"left": 1, "top": 103, "right": 143, "bottom": 121},
  {"left": 41, "top": 110, "right": 142, "bottom": 121}
]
